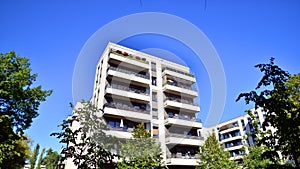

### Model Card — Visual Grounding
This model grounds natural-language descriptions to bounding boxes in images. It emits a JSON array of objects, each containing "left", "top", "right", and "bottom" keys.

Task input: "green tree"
[
  {"left": 237, "top": 58, "right": 300, "bottom": 168},
  {"left": 243, "top": 145, "right": 274, "bottom": 169},
  {"left": 0, "top": 51, "right": 52, "bottom": 134},
  {"left": 0, "top": 116, "right": 31, "bottom": 169},
  {"left": 197, "top": 134, "right": 238, "bottom": 169},
  {"left": 30, "top": 144, "right": 40, "bottom": 169},
  {"left": 51, "top": 102, "right": 116, "bottom": 169},
  {"left": 116, "top": 123, "right": 164, "bottom": 169},
  {"left": 241, "top": 110, "right": 275, "bottom": 169},
  {"left": 42, "top": 149, "right": 60, "bottom": 169},
  {"left": 0, "top": 51, "right": 52, "bottom": 168},
  {"left": 37, "top": 148, "right": 45, "bottom": 169}
]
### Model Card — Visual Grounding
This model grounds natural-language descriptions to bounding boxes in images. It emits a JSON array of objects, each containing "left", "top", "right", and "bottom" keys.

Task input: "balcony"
[
  {"left": 105, "top": 117, "right": 146, "bottom": 139},
  {"left": 165, "top": 113, "right": 202, "bottom": 128},
  {"left": 162, "top": 67, "right": 195, "bottom": 83},
  {"left": 166, "top": 144, "right": 200, "bottom": 165},
  {"left": 229, "top": 150, "right": 244, "bottom": 160},
  {"left": 164, "top": 96, "right": 200, "bottom": 112},
  {"left": 163, "top": 82, "right": 198, "bottom": 97},
  {"left": 219, "top": 122, "right": 240, "bottom": 134},
  {"left": 223, "top": 141, "right": 243, "bottom": 151},
  {"left": 220, "top": 135, "right": 243, "bottom": 144},
  {"left": 109, "top": 51, "right": 149, "bottom": 69},
  {"left": 166, "top": 157, "right": 198, "bottom": 166},
  {"left": 103, "top": 102, "right": 151, "bottom": 121},
  {"left": 105, "top": 84, "right": 150, "bottom": 102},
  {"left": 226, "top": 145, "right": 244, "bottom": 151},
  {"left": 107, "top": 66, "right": 150, "bottom": 84},
  {"left": 104, "top": 128, "right": 132, "bottom": 139},
  {"left": 230, "top": 155, "right": 243, "bottom": 160},
  {"left": 165, "top": 132, "right": 204, "bottom": 146}
]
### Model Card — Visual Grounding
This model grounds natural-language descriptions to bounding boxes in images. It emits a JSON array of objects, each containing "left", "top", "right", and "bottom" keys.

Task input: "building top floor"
[{"left": 97, "top": 42, "right": 194, "bottom": 76}]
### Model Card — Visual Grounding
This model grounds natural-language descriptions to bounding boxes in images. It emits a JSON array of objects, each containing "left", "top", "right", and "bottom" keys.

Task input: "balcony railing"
[
  {"left": 107, "top": 83, "right": 149, "bottom": 95},
  {"left": 165, "top": 112, "right": 201, "bottom": 122},
  {"left": 165, "top": 130, "right": 204, "bottom": 140},
  {"left": 163, "top": 81, "right": 197, "bottom": 91},
  {"left": 224, "top": 141, "right": 243, "bottom": 148},
  {"left": 220, "top": 132, "right": 241, "bottom": 141},
  {"left": 219, "top": 122, "right": 239, "bottom": 132},
  {"left": 162, "top": 67, "right": 194, "bottom": 78},
  {"left": 168, "top": 133, "right": 204, "bottom": 140},
  {"left": 104, "top": 102, "right": 150, "bottom": 114},
  {"left": 108, "top": 66, "right": 150, "bottom": 79},
  {"left": 164, "top": 96, "right": 199, "bottom": 106},
  {"left": 110, "top": 49, "right": 149, "bottom": 64},
  {"left": 168, "top": 152, "right": 200, "bottom": 159}
]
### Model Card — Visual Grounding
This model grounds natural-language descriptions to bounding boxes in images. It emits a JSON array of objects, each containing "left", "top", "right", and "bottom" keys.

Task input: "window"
[
  {"left": 151, "top": 62, "right": 156, "bottom": 71},
  {"left": 152, "top": 108, "right": 158, "bottom": 119},
  {"left": 241, "top": 119, "right": 245, "bottom": 126},
  {"left": 151, "top": 76, "right": 157, "bottom": 86},
  {"left": 153, "top": 126, "right": 159, "bottom": 138},
  {"left": 152, "top": 92, "right": 157, "bottom": 101}
]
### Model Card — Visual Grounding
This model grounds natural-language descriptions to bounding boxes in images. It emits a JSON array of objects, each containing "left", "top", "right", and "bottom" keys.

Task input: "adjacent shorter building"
[{"left": 204, "top": 107, "right": 273, "bottom": 164}]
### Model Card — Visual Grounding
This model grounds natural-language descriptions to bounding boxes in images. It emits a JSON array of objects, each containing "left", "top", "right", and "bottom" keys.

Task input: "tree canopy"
[
  {"left": 0, "top": 51, "right": 52, "bottom": 134},
  {"left": 42, "top": 148, "right": 60, "bottom": 169},
  {"left": 51, "top": 102, "right": 116, "bottom": 169},
  {"left": 0, "top": 51, "right": 52, "bottom": 168},
  {"left": 237, "top": 58, "right": 300, "bottom": 168},
  {"left": 116, "top": 123, "right": 164, "bottom": 169},
  {"left": 29, "top": 144, "right": 40, "bottom": 169},
  {"left": 197, "top": 134, "right": 238, "bottom": 169}
]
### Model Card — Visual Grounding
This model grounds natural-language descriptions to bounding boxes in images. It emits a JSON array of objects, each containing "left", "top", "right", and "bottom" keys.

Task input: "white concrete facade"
[
  {"left": 206, "top": 107, "right": 268, "bottom": 163},
  {"left": 91, "top": 42, "right": 203, "bottom": 168}
]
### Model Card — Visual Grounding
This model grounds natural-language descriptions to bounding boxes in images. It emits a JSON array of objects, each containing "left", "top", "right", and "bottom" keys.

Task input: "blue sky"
[{"left": 1, "top": 1, "right": 299, "bottom": 152}]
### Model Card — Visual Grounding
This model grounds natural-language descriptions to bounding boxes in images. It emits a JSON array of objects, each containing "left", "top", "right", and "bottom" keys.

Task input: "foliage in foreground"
[
  {"left": 237, "top": 58, "right": 300, "bottom": 168},
  {"left": 243, "top": 145, "right": 274, "bottom": 169},
  {"left": 29, "top": 144, "right": 40, "bottom": 169},
  {"left": 116, "top": 123, "right": 165, "bottom": 169},
  {"left": 0, "top": 51, "right": 52, "bottom": 168},
  {"left": 42, "top": 148, "right": 60, "bottom": 169},
  {"left": 51, "top": 102, "right": 116, "bottom": 169},
  {"left": 0, "top": 116, "right": 31, "bottom": 168},
  {"left": 197, "top": 134, "right": 238, "bottom": 169}
]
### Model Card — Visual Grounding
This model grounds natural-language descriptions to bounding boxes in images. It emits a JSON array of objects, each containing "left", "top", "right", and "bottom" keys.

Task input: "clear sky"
[{"left": 1, "top": 0, "right": 299, "bottom": 152}]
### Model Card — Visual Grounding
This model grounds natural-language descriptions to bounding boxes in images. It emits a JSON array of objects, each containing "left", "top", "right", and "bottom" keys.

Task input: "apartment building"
[
  {"left": 206, "top": 108, "right": 268, "bottom": 164},
  {"left": 86, "top": 42, "right": 203, "bottom": 168}
]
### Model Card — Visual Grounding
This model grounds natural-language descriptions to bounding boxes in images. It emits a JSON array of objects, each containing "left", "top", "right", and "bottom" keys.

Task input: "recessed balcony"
[
  {"left": 166, "top": 158, "right": 198, "bottom": 166},
  {"left": 165, "top": 113, "right": 202, "bottom": 129},
  {"left": 104, "top": 117, "right": 147, "bottom": 139},
  {"left": 103, "top": 102, "right": 151, "bottom": 121},
  {"left": 162, "top": 67, "right": 195, "bottom": 83},
  {"left": 165, "top": 132, "right": 204, "bottom": 146},
  {"left": 104, "top": 129, "right": 132, "bottom": 139},
  {"left": 219, "top": 122, "right": 240, "bottom": 134},
  {"left": 164, "top": 97, "right": 200, "bottom": 112},
  {"left": 107, "top": 66, "right": 150, "bottom": 84},
  {"left": 109, "top": 51, "right": 149, "bottom": 69},
  {"left": 223, "top": 140, "right": 243, "bottom": 151},
  {"left": 220, "top": 135, "right": 243, "bottom": 144},
  {"left": 105, "top": 84, "right": 150, "bottom": 102},
  {"left": 163, "top": 82, "right": 198, "bottom": 97},
  {"left": 226, "top": 145, "right": 244, "bottom": 151}
]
